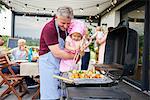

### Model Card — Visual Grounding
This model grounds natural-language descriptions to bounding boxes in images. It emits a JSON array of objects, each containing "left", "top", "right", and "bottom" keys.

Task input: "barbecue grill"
[
  {"left": 55, "top": 20, "right": 138, "bottom": 100},
  {"left": 59, "top": 69, "right": 130, "bottom": 100}
]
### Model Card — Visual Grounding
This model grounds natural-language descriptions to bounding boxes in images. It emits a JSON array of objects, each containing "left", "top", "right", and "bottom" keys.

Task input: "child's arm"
[
  {"left": 80, "top": 35, "right": 93, "bottom": 51},
  {"left": 65, "top": 41, "right": 78, "bottom": 51},
  {"left": 65, "top": 36, "right": 78, "bottom": 51},
  {"left": 84, "top": 38, "right": 93, "bottom": 49},
  {"left": 90, "top": 32, "right": 98, "bottom": 39}
]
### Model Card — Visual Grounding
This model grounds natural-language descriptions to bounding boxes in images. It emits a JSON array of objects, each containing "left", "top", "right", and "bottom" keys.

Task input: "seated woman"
[
  {"left": 1, "top": 39, "right": 27, "bottom": 74},
  {"left": 3, "top": 39, "right": 38, "bottom": 88},
  {"left": 10, "top": 39, "right": 28, "bottom": 61}
]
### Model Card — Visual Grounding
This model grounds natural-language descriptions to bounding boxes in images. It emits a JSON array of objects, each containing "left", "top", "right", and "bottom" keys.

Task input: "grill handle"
[{"left": 53, "top": 75, "right": 74, "bottom": 84}]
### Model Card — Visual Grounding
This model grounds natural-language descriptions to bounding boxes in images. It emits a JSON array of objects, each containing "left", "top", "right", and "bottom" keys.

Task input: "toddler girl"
[{"left": 60, "top": 20, "right": 86, "bottom": 72}]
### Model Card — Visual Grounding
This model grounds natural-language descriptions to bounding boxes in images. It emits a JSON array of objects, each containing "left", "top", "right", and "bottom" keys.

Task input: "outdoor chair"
[
  {"left": 32, "top": 76, "right": 40, "bottom": 100},
  {"left": 0, "top": 54, "right": 29, "bottom": 100},
  {"left": 0, "top": 78, "right": 5, "bottom": 87}
]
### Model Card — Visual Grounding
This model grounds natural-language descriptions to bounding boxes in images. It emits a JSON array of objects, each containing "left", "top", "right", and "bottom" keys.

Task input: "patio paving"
[
  {"left": 0, "top": 60, "right": 149, "bottom": 100},
  {"left": 0, "top": 81, "right": 149, "bottom": 100}
]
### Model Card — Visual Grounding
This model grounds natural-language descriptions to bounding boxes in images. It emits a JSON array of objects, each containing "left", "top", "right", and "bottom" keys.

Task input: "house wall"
[
  {"left": 101, "top": 0, "right": 132, "bottom": 28},
  {"left": 101, "top": 11, "right": 119, "bottom": 28},
  {"left": 0, "top": 6, "right": 12, "bottom": 36}
]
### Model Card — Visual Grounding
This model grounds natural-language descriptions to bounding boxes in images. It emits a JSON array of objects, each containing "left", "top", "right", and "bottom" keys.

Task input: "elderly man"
[
  {"left": 0, "top": 35, "right": 4, "bottom": 46},
  {"left": 0, "top": 36, "right": 20, "bottom": 75},
  {"left": 39, "top": 6, "right": 75, "bottom": 99},
  {"left": 10, "top": 39, "right": 28, "bottom": 60},
  {"left": 0, "top": 35, "right": 4, "bottom": 55}
]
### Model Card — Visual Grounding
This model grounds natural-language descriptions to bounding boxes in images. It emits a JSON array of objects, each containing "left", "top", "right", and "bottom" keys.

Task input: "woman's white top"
[{"left": 97, "top": 31, "right": 104, "bottom": 39}]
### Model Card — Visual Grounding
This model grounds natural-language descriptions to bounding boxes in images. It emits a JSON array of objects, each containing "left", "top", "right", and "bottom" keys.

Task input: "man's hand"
[
  {"left": 79, "top": 50, "right": 85, "bottom": 57},
  {"left": 48, "top": 44, "right": 75, "bottom": 59}
]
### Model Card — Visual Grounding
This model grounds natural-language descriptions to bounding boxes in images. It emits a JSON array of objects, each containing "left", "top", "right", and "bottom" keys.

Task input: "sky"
[
  {"left": 15, "top": 16, "right": 96, "bottom": 39},
  {"left": 15, "top": 16, "right": 51, "bottom": 39}
]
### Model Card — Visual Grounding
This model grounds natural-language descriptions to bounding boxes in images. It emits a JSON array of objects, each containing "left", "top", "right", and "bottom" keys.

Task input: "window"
[{"left": 7, "top": 38, "right": 19, "bottom": 49}]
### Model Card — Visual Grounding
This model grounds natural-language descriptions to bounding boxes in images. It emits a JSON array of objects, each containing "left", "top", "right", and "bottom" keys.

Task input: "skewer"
[
  {"left": 72, "top": 34, "right": 95, "bottom": 69},
  {"left": 72, "top": 36, "right": 85, "bottom": 65}
]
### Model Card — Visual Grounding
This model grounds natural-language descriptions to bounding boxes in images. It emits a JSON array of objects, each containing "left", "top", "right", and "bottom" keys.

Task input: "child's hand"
[
  {"left": 76, "top": 43, "right": 81, "bottom": 50},
  {"left": 79, "top": 50, "right": 85, "bottom": 57},
  {"left": 80, "top": 46, "right": 84, "bottom": 51}
]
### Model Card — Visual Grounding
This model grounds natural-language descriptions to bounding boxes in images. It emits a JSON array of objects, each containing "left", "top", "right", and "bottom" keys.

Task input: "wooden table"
[
  {"left": 20, "top": 62, "right": 39, "bottom": 76},
  {"left": 20, "top": 62, "right": 40, "bottom": 99}
]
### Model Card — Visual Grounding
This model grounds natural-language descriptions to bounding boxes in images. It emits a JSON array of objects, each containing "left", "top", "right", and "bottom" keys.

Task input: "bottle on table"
[{"left": 28, "top": 48, "right": 33, "bottom": 62}]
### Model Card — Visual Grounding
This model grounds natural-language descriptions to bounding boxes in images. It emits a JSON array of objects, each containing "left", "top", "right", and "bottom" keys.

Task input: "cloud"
[{"left": 15, "top": 16, "right": 51, "bottom": 39}]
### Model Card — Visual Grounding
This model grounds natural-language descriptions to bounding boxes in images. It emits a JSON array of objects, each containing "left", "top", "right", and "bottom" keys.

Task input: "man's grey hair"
[{"left": 56, "top": 6, "right": 74, "bottom": 19}]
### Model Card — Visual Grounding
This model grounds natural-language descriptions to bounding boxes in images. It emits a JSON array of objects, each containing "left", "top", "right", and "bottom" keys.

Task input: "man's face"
[
  {"left": 0, "top": 37, "right": 4, "bottom": 46},
  {"left": 56, "top": 16, "right": 71, "bottom": 31}
]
